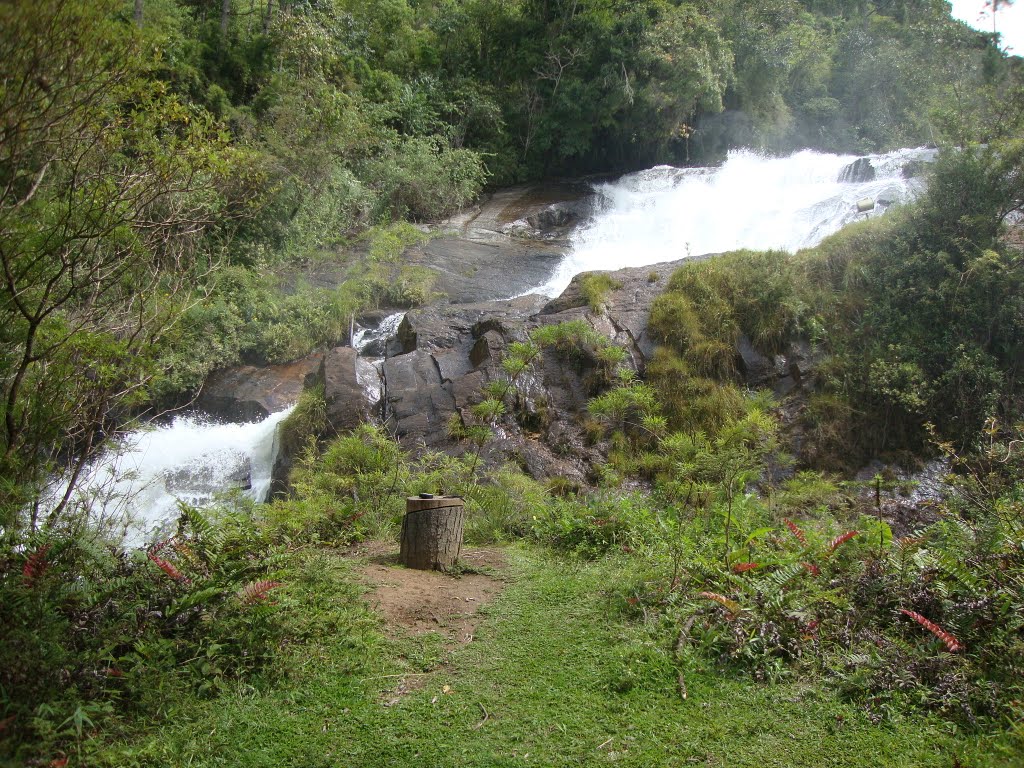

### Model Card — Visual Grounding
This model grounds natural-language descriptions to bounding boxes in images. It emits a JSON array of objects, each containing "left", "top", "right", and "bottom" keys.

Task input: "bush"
[
  {"left": 531, "top": 492, "right": 661, "bottom": 560},
  {"left": 579, "top": 273, "right": 622, "bottom": 313},
  {"left": 0, "top": 504, "right": 287, "bottom": 761},
  {"left": 367, "top": 137, "right": 488, "bottom": 221},
  {"left": 463, "top": 467, "right": 550, "bottom": 544}
]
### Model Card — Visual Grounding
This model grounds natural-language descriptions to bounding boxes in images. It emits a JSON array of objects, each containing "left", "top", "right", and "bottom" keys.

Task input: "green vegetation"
[
  {"left": 3, "top": 0, "right": 1022, "bottom": 521},
  {"left": 4, "top": 403, "right": 1024, "bottom": 761},
  {"left": 647, "top": 145, "right": 1024, "bottom": 466},
  {"left": 85, "top": 548, "right": 1013, "bottom": 767},
  {"left": 579, "top": 273, "right": 623, "bottom": 313}
]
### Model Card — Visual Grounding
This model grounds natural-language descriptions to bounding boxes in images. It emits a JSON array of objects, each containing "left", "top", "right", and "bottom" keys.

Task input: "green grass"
[{"left": 94, "top": 546, "right": 1009, "bottom": 767}]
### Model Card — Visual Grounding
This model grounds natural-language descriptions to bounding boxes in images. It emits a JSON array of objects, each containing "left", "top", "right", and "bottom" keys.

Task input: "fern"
[
  {"left": 21, "top": 544, "right": 51, "bottom": 586},
  {"left": 900, "top": 609, "right": 964, "bottom": 653},
  {"left": 698, "top": 591, "right": 742, "bottom": 617},
  {"left": 764, "top": 561, "right": 806, "bottom": 592},
  {"left": 783, "top": 518, "right": 807, "bottom": 546},
  {"left": 237, "top": 580, "right": 284, "bottom": 605},
  {"left": 168, "top": 586, "right": 224, "bottom": 618},
  {"left": 826, "top": 530, "right": 859, "bottom": 554},
  {"left": 731, "top": 562, "right": 760, "bottom": 573},
  {"left": 148, "top": 551, "right": 187, "bottom": 583}
]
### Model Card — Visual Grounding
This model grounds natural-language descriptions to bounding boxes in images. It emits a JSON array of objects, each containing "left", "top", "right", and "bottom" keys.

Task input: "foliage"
[
  {"left": 0, "top": 0, "right": 249, "bottom": 535},
  {"left": 366, "top": 137, "right": 488, "bottom": 221},
  {"left": 86, "top": 547, "right": 1003, "bottom": 767},
  {"left": 646, "top": 144, "right": 1024, "bottom": 464},
  {"left": 277, "top": 386, "right": 328, "bottom": 461},
  {"left": 0, "top": 503, "right": 287, "bottom": 760},
  {"left": 4, "top": 0, "right": 1024, "bottom": 761},
  {"left": 578, "top": 273, "right": 622, "bottom": 313},
  {"left": 530, "top": 491, "right": 661, "bottom": 560}
]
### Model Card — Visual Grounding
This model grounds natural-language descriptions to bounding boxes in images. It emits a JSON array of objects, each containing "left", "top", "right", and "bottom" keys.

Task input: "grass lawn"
[{"left": 95, "top": 545, "right": 1011, "bottom": 767}]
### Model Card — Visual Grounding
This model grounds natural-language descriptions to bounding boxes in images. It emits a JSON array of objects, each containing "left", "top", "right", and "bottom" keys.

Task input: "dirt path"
[{"left": 350, "top": 541, "right": 508, "bottom": 648}]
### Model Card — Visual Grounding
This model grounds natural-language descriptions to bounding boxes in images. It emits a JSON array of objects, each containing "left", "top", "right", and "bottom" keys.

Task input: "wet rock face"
[
  {"left": 404, "top": 237, "right": 565, "bottom": 305},
  {"left": 383, "top": 350, "right": 457, "bottom": 446},
  {"left": 320, "top": 346, "right": 372, "bottom": 433},
  {"left": 540, "top": 259, "right": 690, "bottom": 370},
  {"left": 198, "top": 356, "right": 321, "bottom": 422},
  {"left": 300, "top": 254, "right": 823, "bottom": 487},
  {"left": 526, "top": 206, "right": 576, "bottom": 231},
  {"left": 372, "top": 266, "right": 709, "bottom": 482},
  {"left": 202, "top": 251, "right": 827, "bottom": 493},
  {"left": 839, "top": 157, "right": 876, "bottom": 183}
]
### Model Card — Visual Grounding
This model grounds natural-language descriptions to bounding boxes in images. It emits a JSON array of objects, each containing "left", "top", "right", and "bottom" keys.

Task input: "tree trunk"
[
  {"left": 221, "top": 0, "right": 231, "bottom": 37},
  {"left": 264, "top": 0, "right": 273, "bottom": 32},
  {"left": 400, "top": 496, "right": 465, "bottom": 571},
  {"left": 134, "top": 0, "right": 143, "bottom": 27}
]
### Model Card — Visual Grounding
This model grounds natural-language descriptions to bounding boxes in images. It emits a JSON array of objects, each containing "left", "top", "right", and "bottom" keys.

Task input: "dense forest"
[{"left": 2, "top": 0, "right": 1024, "bottom": 764}]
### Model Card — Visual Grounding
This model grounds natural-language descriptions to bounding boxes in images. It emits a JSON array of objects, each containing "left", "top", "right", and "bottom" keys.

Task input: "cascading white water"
[
  {"left": 54, "top": 407, "right": 293, "bottom": 544},
  {"left": 353, "top": 312, "right": 405, "bottom": 406},
  {"left": 352, "top": 312, "right": 405, "bottom": 354},
  {"left": 535, "top": 146, "right": 936, "bottom": 297},
  {"left": 68, "top": 310, "right": 411, "bottom": 547}
]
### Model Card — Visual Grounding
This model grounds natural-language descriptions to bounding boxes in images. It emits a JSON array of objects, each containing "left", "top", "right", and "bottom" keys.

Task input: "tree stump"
[{"left": 399, "top": 496, "right": 466, "bottom": 571}]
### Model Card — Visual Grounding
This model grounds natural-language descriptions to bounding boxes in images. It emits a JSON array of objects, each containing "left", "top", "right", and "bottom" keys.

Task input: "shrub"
[
  {"left": 579, "top": 273, "right": 622, "bottom": 313},
  {"left": 0, "top": 504, "right": 287, "bottom": 760},
  {"left": 531, "top": 492, "right": 661, "bottom": 559},
  {"left": 367, "top": 137, "right": 488, "bottom": 221}
]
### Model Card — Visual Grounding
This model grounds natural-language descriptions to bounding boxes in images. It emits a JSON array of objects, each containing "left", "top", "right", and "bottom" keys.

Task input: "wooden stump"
[{"left": 399, "top": 496, "right": 466, "bottom": 571}]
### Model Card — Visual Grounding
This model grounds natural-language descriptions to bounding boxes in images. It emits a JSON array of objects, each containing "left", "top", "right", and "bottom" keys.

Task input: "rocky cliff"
[{"left": 197, "top": 180, "right": 825, "bottom": 492}]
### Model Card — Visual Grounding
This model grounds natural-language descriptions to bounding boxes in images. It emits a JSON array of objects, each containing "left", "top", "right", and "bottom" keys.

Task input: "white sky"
[{"left": 949, "top": 0, "right": 1024, "bottom": 53}]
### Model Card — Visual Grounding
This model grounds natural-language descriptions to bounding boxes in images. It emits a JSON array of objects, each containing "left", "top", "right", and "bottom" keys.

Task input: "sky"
[{"left": 949, "top": 0, "right": 1024, "bottom": 53}]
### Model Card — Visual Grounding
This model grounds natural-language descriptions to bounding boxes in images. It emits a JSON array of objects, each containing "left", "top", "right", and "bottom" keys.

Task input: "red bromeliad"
[{"left": 900, "top": 609, "right": 964, "bottom": 653}]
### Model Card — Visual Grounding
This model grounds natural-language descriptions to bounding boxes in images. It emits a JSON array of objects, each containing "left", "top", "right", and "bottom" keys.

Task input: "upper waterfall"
[{"left": 534, "top": 146, "right": 936, "bottom": 297}]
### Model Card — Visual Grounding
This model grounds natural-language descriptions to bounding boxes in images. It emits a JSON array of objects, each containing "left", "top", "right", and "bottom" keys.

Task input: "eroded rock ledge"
[{"left": 200, "top": 253, "right": 818, "bottom": 494}]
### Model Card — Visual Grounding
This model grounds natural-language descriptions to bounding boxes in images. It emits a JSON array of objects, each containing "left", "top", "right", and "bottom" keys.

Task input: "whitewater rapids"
[
  {"left": 535, "top": 146, "right": 935, "bottom": 297},
  {"left": 51, "top": 408, "right": 293, "bottom": 544}
]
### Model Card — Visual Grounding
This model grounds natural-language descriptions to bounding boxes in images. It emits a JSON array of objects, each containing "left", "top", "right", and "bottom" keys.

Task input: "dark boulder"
[
  {"left": 383, "top": 351, "right": 457, "bottom": 446},
  {"left": 736, "top": 334, "right": 775, "bottom": 388},
  {"left": 319, "top": 346, "right": 371, "bottom": 433},
  {"left": 839, "top": 157, "right": 876, "bottom": 183},
  {"left": 198, "top": 356, "right": 321, "bottom": 422}
]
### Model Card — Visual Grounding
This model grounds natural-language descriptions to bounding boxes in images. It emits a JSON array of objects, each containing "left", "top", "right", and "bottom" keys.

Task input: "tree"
[
  {"left": 985, "top": 0, "right": 1016, "bottom": 37},
  {"left": 0, "top": 0, "right": 242, "bottom": 538}
]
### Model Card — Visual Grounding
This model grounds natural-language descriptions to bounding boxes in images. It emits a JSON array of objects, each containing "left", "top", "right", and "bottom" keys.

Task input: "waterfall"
[
  {"left": 53, "top": 407, "right": 294, "bottom": 545},
  {"left": 353, "top": 311, "right": 406, "bottom": 406},
  {"left": 61, "top": 147, "right": 935, "bottom": 545},
  {"left": 535, "top": 146, "right": 936, "bottom": 297},
  {"left": 352, "top": 312, "right": 405, "bottom": 356}
]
